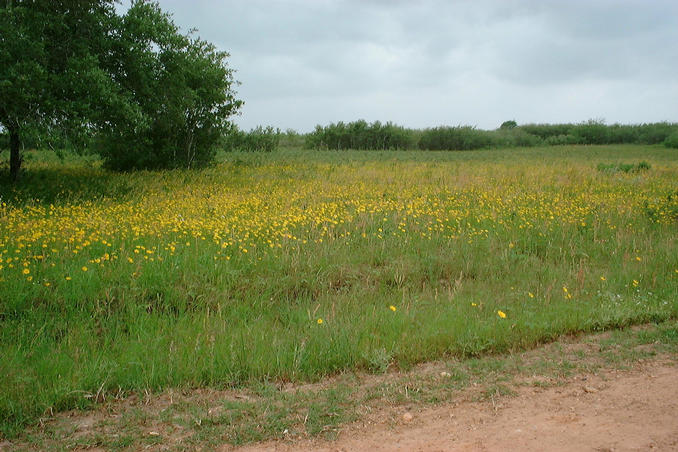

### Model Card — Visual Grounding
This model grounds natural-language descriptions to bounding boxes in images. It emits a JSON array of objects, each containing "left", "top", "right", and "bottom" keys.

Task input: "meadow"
[{"left": 1, "top": 144, "right": 677, "bottom": 437}]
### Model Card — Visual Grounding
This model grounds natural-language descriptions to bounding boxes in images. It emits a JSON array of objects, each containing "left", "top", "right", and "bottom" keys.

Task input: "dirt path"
[
  {"left": 8, "top": 324, "right": 678, "bottom": 451},
  {"left": 238, "top": 362, "right": 678, "bottom": 452}
]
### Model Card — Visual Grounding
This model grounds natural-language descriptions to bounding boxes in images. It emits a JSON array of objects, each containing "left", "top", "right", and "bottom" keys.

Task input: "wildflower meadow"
[{"left": 1, "top": 144, "right": 677, "bottom": 435}]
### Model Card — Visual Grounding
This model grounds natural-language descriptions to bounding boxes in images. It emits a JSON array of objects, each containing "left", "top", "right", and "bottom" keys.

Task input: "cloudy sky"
[{"left": 127, "top": 0, "right": 677, "bottom": 132}]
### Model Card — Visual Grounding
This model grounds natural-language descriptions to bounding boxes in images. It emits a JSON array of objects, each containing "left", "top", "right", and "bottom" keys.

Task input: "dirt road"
[
  {"left": 238, "top": 362, "right": 678, "bottom": 452},
  {"left": 8, "top": 325, "right": 678, "bottom": 451}
]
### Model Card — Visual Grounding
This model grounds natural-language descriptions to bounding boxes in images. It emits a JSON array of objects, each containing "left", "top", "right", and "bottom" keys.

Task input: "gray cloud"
[{"left": 125, "top": 0, "right": 678, "bottom": 131}]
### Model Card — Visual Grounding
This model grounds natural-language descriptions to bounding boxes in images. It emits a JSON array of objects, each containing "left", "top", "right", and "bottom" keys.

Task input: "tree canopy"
[{"left": 0, "top": 0, "right": 242, "bottom": 180}]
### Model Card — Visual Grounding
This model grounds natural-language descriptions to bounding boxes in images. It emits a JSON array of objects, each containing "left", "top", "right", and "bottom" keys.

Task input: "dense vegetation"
[
  {"left": 0, "top": 0, "right": 241, "bottom": 179},
  {"left": 1, "top": 145, "right": 677, "bottom": 437},
  {"left": 221, "top": 126, "right": 282, "bottom": 152},
  {"left": 305, "top": 120, "right": 415, "bottom": 150},
  {"left": 304, "top": 120, "right": 678, "bottom": 151}
]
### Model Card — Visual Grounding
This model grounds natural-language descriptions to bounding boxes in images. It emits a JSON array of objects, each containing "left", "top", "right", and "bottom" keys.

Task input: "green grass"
[
  {"left": 597, "top": 161, "right": 651, "bottom": 173},
  {"left": 14, "top": 319, "right": 678, "bottom": 450},
  {"left": 0, "top": 144, "right": 677, "bottom": 438}
]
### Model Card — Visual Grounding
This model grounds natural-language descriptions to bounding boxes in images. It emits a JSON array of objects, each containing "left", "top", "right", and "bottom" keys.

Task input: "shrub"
[
  {"left": 305, "top": 120, "right": 415, "bottom": 150},
  {"left": 637, "top": 122, "right": 678, "bottom": 144},
  {"left": 418, "top": 126, "right": 495, "bottom": 150},
  {"left": 571, "top": 120, "right": 609, "bottom": 145},
  {"left": 518, "top": 124, "right": 574, "bottom": 140},
  {"left": 664, "top": 132, "right": 678, "bottom": 149},
  {"left": 606, "top": 124, "right": 639, "bottom": 144},
  {"left": 279, "top": 129, "right": 305, "bottom": 149},
  {"left": 544, "top": 134, "right": 577, "bottom": 146},
  {"left": 223, "top": 126, "right": 281, "bottom": 152},
  {"left": 97, "top": 3, "right": 242, "bottom": 171},
  {"left": 498, "top": 129, "right": 542, "bottom": 147}
]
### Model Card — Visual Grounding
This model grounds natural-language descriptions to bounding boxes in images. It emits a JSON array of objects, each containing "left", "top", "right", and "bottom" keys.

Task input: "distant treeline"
[
  {"left": 303, "top": 120, "right": 678, "bottom": 151},
  {"left": 221, "top": 126, "right": 281, "bottom": 152},
  {"left": 3, "top": 120, "right": 678, "bottom": 154},
  {"left": 305, "top": 120, "right": 416, "bottom": 150}
]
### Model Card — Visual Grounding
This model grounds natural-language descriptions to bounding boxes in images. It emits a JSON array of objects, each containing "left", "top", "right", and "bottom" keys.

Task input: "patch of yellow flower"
[{"left": 0, "top": 156, "right": 675, "bottom": 296}]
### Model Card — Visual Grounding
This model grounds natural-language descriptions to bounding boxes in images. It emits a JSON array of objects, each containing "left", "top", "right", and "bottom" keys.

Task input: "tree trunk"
[{"left": 9, "top": 127, "right": 22, "bottom": 182}]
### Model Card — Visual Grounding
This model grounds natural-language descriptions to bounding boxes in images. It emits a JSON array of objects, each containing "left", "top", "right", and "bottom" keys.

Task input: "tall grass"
[{"left": 0, "top": 145, "right": 677, "bottom": 437}]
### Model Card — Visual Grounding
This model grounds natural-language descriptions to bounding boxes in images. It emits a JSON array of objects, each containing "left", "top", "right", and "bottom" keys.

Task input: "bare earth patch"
[{"left": 238, "top": 361, "right": 678, "bottom": 452}]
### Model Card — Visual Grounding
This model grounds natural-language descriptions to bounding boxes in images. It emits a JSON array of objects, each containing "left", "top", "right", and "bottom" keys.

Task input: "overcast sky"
[{"left": 127, "top": 0, "right": 678, "bottom": 132}]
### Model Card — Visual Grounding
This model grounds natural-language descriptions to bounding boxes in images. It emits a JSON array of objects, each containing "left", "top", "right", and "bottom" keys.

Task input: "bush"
[
  {"left": 494, "top": 129, "right": 542, "bottom": 147},
  {"left": 301, "top": 120, "right": 678, "bottom": 153},
  {"left": 516, "top": 121, "right": 678, "bottom": 146},
  {"left": 664, "top": 132, "right": 678, "bottom": 149},
  {"left": 418, "top": 126, "right": 495, "bottom": 150},
  {"left": 637, "top": 122, "right": 678, "bottom": 144},
  {"left": 279, "top": 129, "right": 305, "bottom": 149},
  {"left": 223, "top": 126, "right": 281, "bottom": 152},
  {"left": 606, "top": 124, "right": 639, "bottom": 144},
  {"left": 306, "top": 120, "right": 415, "bottom": 150},
  {"left": 97, "top": 3, "right": 242, "bottom": 171},
  {"left": 571, "top": 120, "right": 609, "bottom": 145},
  {"left": 544, "top": 134, "right": 577, "bottom": 146},
  {"left": 518, "top": 124, "right": 574, "bottom": 140}
]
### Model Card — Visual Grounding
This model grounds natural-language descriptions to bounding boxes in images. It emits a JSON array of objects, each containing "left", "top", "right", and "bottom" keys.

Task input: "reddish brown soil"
[{"left": 236, "top": 362, "right": 678, "bottom": 452}]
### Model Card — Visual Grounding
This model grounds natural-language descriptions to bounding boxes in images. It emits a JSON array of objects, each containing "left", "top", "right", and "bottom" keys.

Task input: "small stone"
[
  {"left": 440, "top": 371, "right": 451, "bottom": 378},
  {"left": 402, "top": 412, "right": 414, "bottom": 422}
]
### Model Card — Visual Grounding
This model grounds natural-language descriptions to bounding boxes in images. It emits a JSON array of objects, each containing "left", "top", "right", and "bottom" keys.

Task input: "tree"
[
  {"left": 499, "top": 120, "right": 517, "bottom": 130},
  {"left": 0, "top": 0, "right": 120, "bottom": 181},
  {"left": 1, "top": 0, "right": 242, "bottom": 179},
  {"left": 98, "top": 1, "right": 242, "bottom": 170}
]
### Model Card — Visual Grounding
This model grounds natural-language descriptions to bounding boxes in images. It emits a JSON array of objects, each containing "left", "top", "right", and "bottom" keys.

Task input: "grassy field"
[{"left": 1, "top": 144, "right": 677, "bottom": 438}]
